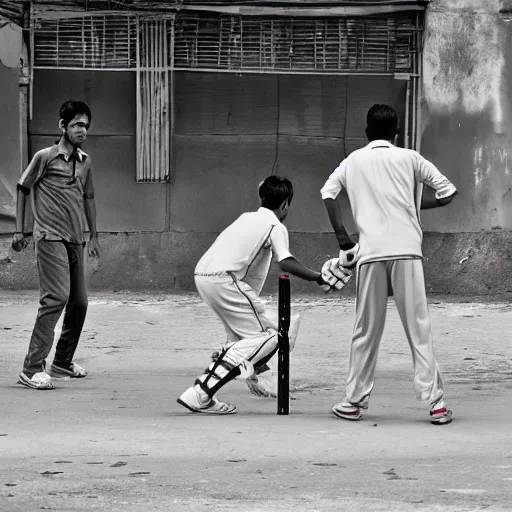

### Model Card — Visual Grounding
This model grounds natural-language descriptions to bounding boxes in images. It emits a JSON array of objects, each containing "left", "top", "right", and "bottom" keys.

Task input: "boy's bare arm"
[
  {"left": 84, "top": 197, "right": 100, "bottom": 257},
  {"left": 12, "top": 189, "right": 29, "bottom": 252},
  {"left": 278, "top": 257, "right": 323, "bottom": 284},
  {"left": 323, "top": 198, "right": 356, "bottom": 250},
  {"left": 84, "top": 169, "right": 100, "bottom": 257},
  {"left": 15, "top": 189, "right": 27, "bottom": 232},
  {"left": 12, "top": 150, "right": 45, "bottom": 251}
]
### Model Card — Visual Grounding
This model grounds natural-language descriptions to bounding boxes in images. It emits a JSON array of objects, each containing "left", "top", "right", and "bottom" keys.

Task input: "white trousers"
[
  {"left": 195, "top": 274, "right": 281, "bottom": 373},
  {"left": 345, "top": 259, "right": 444, "bottom": 407}
]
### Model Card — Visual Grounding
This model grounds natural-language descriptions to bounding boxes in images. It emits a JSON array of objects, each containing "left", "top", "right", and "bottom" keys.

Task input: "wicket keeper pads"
[
  {"left": 244, "top": 310, "right": 301, "bottom": 398},
  {"left": 200, "top": 311, "right": 301, "bottom": 399},
  {"left": 321, "top": 258, "right": 353, "bottom": 292},
  {"left": 196, "top": 330, "right": 282, "bottom": 398},
  {"left": 266, "top": 310, "right": 301, "bottom": 353}
]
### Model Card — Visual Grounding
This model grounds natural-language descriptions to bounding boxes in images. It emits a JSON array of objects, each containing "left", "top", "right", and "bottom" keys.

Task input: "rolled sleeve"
[
  {"left": 270, "top": 223, "right": 293, "bottom": 262},
  {"left": 415, "top": 153, "right": 457, "bottom": 200},
  {"left": 18, "top": 150, "right": 47, "bottom": 191},
  {"left": 320, "top": 160, "right": 347, "bottom": 200}
]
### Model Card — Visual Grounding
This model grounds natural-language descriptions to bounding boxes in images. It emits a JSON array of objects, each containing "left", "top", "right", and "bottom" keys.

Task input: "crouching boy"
[{"left": 177, "top": 176, "right": 327, "bottom": 414}]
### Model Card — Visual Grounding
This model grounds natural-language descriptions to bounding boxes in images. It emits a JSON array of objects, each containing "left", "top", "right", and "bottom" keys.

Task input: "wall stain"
[{"left": 423, "top": 10, "right": 505, "bottom": 134}]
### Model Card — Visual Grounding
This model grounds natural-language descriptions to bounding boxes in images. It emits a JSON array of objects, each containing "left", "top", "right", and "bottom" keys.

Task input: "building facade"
[{"left": 0, "top": 0, "right": 510, "bottom": 295}]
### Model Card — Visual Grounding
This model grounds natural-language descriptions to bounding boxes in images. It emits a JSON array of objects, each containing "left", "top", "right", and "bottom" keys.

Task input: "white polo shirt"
[
  {"left": 195, "top": 207, "right": 293, "bottom": 294},
  {"left": 321, "top": 140, "right": 457, "bottom": 265}
]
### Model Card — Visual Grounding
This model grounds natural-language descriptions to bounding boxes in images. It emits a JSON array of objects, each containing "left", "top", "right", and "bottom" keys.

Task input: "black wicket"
[{"left": 277, "top": 274, "right": 291, "bottom": 415}]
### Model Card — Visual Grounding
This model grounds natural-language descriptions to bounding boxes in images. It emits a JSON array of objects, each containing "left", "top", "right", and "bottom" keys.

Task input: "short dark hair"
[
  {"left": 259, "top": 176, "right": 294, "bottom": 210},
  {"left": 59, "top": 100, "right": 92, "bottom": 127},
  {"left": 366, "top": 104, "right": 398, "bottom": 141}
]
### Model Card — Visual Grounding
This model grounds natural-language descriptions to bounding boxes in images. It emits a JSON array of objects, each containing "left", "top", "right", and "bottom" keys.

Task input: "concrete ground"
[{"left": 0, "top": 290, "right": 511, "bottom": 512}]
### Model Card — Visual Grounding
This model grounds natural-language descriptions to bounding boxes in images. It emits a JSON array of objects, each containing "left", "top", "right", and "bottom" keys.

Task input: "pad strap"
[
  {"left": 195, "top": 347, "right": 242, "bottom": 398},
  {"left": 198, "top": 347, "right": 228, "bottom": 389},
  {"left": 205, "top": 367, "right": 241, "bottom": 397},
  {"left": 252, "top": 346, "right": 278, "bottom": 373}
]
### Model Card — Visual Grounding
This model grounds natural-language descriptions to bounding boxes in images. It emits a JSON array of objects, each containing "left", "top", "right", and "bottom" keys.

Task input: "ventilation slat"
[
  {"left": 173, "top": 13, "right": 417, "bottom": 74},
  {"left": 33, "top": 14, "right": 136, "bottom": 69},
  {"left": 33, "top": 12, "right": 419, "bottom": 74}
]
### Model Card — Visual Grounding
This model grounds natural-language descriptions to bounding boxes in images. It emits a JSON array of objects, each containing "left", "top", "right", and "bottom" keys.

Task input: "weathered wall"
[
  {"left": 6, "top": 2, "right": 512, "bottom": 295},
  {"left": 420, "top": 0, "right": 512, "bottom": 232},
  {"left": 30, "top": 70, "right": 167, "bottom": 232},
  {"left": 9, "top": 70, "right": 404, "bottom": 237},
  {"left": 0, "top": 62, "right": 19, "bottom": 234},
  {"left": 3, "top": 231, "right": 512, "bottom": 295},
  {"left": 172, "top": 72, "right": 405, "bottom": 234},
  {"left": 0, "top": 24, "right": 22, "bottom": 262},
  {"left": 0, "top": 68, "right": 406, "bottom": 291},
  {"left": 409, "top": 0, "right": 512, "bottom": 294}
]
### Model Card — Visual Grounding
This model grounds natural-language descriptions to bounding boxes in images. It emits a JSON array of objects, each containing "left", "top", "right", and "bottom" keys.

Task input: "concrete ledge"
[
  {"left": 1, "top": 231, "right": 511, "bottom": 295},
  {"left": 421, "top": 230, "right": 512, "bottom": 295}
]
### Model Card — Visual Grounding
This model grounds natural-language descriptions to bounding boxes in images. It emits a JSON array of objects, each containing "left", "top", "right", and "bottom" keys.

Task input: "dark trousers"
[{"left": 23, "top": 240, "right": 88, "bottom": 376}]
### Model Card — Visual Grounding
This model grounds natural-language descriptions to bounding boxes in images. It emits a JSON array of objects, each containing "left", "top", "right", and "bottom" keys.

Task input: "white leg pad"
[{"left": 265, "top": 310, "right": 301, "bottom": 352}]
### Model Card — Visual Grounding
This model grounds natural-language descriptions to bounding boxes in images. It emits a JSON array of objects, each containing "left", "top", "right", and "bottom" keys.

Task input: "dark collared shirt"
[{"left": 18, "top": 139, "right": 94, "bottom": 244}]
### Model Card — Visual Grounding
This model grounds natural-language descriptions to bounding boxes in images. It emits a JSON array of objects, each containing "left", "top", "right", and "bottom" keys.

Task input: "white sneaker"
[{"left": 18, "top": 370, "right": 54, "bottom": 390}]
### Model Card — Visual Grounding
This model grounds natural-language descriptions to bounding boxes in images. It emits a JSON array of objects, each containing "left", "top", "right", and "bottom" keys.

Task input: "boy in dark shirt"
[{"left": 13, "top": 100, "right": 100, "bottom": 390}]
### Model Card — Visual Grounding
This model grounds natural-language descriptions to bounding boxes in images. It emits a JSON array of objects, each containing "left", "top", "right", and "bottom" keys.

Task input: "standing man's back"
[
  {"left": 330, "top": 142, "right": 456, "bottom": 264},
  {"left": 321, "top": 103, "right": 457, "bottom": 425}
]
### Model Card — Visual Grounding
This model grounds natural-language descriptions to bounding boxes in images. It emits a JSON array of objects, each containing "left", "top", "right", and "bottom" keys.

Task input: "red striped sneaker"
[
  {"left": 331, "top": 402, "right": 362, "bottom": 421},
  {"left": 430, "top": 401, "right": 453, "bottom": 425}
]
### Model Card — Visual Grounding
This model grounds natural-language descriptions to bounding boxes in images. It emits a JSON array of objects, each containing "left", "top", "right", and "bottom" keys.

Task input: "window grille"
[
  {"left": 30, "top": 10, "right": 422, "bottom": 182},
  {"left": 33, "top": 14, "right": 136, "bottom": 69},
  {"left": 173, "top": 13, "right": 418, "bottom": 75},
  {"left": 32, "top": 12, "right": 420, "bottom": 75}
]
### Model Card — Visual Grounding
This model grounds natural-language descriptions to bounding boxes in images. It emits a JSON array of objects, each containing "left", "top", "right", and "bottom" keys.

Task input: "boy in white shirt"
[
  {"left": 321, "top": 104, "right": 457, "bottom": 425},
  {"left": 178, "top": 176, "right": 327, "bottom": 414}
]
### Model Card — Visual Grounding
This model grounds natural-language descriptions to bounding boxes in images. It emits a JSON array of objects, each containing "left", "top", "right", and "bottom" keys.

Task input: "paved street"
[{"left": 1, "top": 291, "right": 511, "bottom": 511}]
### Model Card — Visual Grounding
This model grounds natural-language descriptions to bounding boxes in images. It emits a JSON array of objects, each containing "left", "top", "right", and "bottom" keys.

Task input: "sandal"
[{"left": 177, "top": 386, "right": 237, "bottom": 415}]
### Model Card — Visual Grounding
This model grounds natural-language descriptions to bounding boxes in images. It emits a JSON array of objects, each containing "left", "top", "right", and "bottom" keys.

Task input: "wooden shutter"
[{"left": 135, "top": 17, "right": 171, "bottom": 182}]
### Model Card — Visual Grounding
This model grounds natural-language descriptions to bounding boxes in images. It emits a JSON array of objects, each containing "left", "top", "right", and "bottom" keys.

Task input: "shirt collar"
[
  {"left": 367, "top": 140, "right": 394, "bottom": 150},
  {"left": 56, "top": 139, "right": 88, "bottom": 162},
  {"left": 258, "top": 207, "right": 281, "bottom": 224}
]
